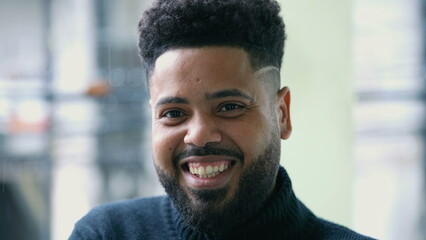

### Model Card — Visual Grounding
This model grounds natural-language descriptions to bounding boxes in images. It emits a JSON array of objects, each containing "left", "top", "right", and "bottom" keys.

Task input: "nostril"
[
  {"left": 184, "top": 131, "right": 222, "bottom": 147},
  {"left": 183, "top": 116, "right": 222, "bottom": 146}
]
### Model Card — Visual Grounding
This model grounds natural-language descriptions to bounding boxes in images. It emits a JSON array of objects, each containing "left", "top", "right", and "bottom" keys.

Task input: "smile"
[
  {"left": 188, "top": 161, "right": 230, "bottom": 178},
  {"left": 180, "top": 157, "right": 238, "bottom": 189}
]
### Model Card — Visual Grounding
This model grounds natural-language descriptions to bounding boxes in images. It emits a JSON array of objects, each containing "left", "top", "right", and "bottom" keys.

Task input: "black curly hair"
[{"left": 138, "top": 0, "right": 286, "bottom": 79}]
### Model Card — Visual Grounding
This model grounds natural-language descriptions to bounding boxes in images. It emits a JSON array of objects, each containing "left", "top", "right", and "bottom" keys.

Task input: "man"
[{"left": 70, "top": 0, "right": 375, "bottom": 239}]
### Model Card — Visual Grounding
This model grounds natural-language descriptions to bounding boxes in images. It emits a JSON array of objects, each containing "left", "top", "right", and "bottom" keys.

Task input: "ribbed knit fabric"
[{"left": 69, "top": 167, "right": 376, "bottom": 240}]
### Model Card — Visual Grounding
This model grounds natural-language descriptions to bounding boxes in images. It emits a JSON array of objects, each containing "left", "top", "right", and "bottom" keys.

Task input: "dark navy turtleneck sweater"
[{"left": 69, "top": 167, "right": 376, "bottom": 240}]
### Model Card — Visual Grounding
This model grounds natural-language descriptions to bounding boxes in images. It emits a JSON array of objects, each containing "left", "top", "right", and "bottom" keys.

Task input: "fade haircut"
[{"left": 138, "top": 0, "right": 286, "bottom": 80}]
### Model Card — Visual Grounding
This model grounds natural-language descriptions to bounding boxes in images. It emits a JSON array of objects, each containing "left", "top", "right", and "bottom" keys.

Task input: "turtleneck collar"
[{"left": 172, "top": 166, "right": 317, "bottom": 240}]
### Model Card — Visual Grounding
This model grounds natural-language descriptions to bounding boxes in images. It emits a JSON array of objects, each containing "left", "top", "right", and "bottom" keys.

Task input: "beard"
[{"left": 154, "top": 132, "right": 281, "bottom": 237}]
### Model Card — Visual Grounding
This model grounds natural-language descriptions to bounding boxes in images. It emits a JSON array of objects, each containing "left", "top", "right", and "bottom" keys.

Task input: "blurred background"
[{"left": 0, "top": 0, "right": 424, "bottom": 239}]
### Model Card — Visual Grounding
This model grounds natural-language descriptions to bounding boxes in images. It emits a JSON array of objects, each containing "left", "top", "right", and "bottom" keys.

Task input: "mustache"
[{"left": 173, "top": 143, "right": 244, "bottom": 166}]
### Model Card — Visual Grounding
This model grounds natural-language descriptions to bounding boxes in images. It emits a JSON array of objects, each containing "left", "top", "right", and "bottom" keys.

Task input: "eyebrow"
[
  {"left": 206, "top": 89, "right": 254, "bottom": 101},
  {"left": 155, "top": 97, "right": 188, "bottom": 108},
  {"left": 155, "top": 89, "right": 254, "bottom": 108}
]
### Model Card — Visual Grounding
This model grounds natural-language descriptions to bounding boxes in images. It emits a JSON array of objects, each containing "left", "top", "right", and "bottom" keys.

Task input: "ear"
[{"left": 276, "top": 87, "right": 292, "bottom": 139}]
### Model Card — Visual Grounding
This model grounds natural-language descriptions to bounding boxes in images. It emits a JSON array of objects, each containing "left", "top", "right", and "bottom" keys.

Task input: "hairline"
[{"left": 145, "top": 45, "right": 280, "bottom": 88}]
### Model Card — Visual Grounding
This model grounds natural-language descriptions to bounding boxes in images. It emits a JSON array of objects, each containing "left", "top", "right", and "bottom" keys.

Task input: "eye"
[
  {"left": 219, "top": 103, "right": 244, "bottom": 112},
  {"left": 158, "top": 109, "right": 187, "bottom": 126},
  {"left": 163, "top": 110, "right": 185, "bottom": 118}
]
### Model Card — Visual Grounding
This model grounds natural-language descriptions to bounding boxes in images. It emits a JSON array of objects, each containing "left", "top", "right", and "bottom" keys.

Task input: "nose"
[{"left": 183, "top": 113, "right": 222, "bottom": 147}]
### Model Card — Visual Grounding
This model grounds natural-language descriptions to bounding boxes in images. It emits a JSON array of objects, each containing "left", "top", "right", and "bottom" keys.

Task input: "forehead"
[{"left": 149, "top": 47, "right": 256, "bottom": 99}]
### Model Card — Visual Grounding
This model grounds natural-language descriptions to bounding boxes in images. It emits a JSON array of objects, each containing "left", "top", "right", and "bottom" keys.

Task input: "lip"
[{"left": 180, "top": 156, "right": 238, "bottom": 189}]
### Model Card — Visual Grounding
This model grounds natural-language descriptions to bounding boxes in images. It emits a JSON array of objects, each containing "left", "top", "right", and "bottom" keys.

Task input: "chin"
[{"left": 155, "top": 138, "right": 281, "bottom": 236}]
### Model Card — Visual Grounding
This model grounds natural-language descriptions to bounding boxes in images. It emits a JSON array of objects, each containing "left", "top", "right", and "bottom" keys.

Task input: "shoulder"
[
  {"left": 315, "top": 218, "right": 377, "bottom": 240},
  {"left": 69, "top": 196, "right": 176, "bottom": 240}
]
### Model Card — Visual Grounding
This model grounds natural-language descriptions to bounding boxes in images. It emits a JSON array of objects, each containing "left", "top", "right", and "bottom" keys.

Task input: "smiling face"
[{"left": 149, "top": 47, "right": 291, "bottom": 234}]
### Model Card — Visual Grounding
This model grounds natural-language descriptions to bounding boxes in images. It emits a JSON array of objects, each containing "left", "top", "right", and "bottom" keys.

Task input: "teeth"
[
  {"left": 219, "top": 164, "right": 224, "bottom": 172},
  {"left": 188, "top": 162, "right": 230, "bottom": 178}
]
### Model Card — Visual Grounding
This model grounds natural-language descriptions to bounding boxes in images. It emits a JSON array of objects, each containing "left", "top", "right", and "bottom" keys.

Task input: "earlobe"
[{"left": 276, "top": 87, "right": 292, "bottom": 139}]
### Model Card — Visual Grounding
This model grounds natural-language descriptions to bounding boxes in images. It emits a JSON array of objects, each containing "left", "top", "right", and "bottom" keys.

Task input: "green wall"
[{"left": 278, "top": 0, "right": 355, "bottom": 227}]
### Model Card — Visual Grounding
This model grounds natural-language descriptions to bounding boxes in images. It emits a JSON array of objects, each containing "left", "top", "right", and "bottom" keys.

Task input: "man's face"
[{"left": 149, "top": 47, "right": 291, "bottom": 233}]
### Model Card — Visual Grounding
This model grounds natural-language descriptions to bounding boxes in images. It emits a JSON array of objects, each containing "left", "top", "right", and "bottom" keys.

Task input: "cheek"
[
  {"left": 225, "top": 117, "right": 272, "bottom": 160},
  {"left": 152, "top": 125, "right": 182, "bottom": 170}
]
